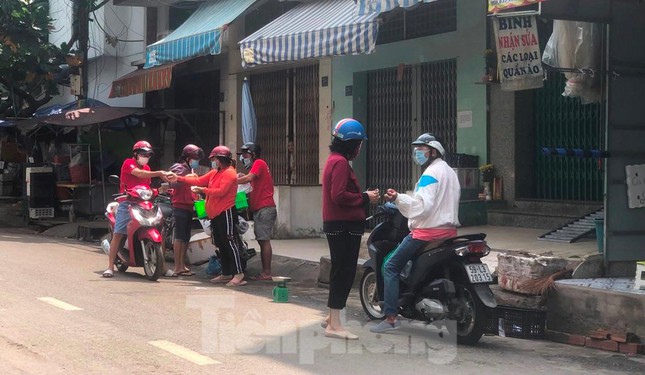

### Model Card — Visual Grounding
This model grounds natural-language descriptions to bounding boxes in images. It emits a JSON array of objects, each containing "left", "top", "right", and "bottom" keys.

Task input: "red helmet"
[
  {"left": 132, "top": 140, "right": 153, "bottom": 154},
  {"left": 181, "top": 144, "right": 205, "bottom": 160},
  {"left": 209, "top": 145, "right": 232, "bottom": 160}
]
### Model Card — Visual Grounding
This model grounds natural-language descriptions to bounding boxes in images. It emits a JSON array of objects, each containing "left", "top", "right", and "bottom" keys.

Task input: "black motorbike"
[
  {"left": 156, "top": 191, "right": 174, "bottom": 256},
  {"left": 359, "top": 203, "right": 497, "bottom": 345}
]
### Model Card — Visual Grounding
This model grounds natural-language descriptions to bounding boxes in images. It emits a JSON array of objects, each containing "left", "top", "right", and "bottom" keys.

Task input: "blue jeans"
[
  {"left": 382, "top": 234, "right": 427, "bottom": 317},
  {"left": 114, "top": 201, "right": 131, "bottom": 235}
]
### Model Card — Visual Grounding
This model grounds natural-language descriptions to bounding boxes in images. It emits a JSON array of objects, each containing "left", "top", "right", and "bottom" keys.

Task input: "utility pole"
[
  {"left": 71, "top": 0, "right": 90, "bottom": 107},
  {"left": 79, "top": 0, "right": 90, "bottom": 106}
]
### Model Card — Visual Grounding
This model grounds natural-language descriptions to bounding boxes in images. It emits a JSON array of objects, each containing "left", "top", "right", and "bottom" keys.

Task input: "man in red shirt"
[
  {"left": 103, "top": 141, "right": 169, "bottom": 278},
  {"left": 237, "top": 143, "right": 276, "bottom": 280}
]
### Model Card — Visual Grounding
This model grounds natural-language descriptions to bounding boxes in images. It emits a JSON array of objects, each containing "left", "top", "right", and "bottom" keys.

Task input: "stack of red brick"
[{"left": 546, "top": 329, "right": 644, "bottom": 355}]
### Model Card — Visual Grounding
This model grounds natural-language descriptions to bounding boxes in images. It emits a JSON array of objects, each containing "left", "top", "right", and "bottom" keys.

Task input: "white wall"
[
  {"left": 48, "top": 0, "right": 145, "bottom": 108},
  {"left": 274, "top": 186, "right": 323, "bottom": 239}
]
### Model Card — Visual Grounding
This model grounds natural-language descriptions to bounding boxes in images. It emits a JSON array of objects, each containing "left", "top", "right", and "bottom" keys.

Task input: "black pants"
[
  {"left": 210, "top": 206, "right": 244, "bottom": 275},
  {"left": 325, "top": 230, "right": 362, "bottom": 310}
]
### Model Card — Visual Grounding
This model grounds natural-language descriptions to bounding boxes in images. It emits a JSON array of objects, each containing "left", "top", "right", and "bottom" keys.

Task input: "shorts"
[
  {"left": 114, "top": 201, "right": 131, "bottom": 235},
  {"left": 173, "top": 207, "right": 193, "bottom": 243},
  {"left": 253, "top": 206, "right": 276, "bottom": 241}
]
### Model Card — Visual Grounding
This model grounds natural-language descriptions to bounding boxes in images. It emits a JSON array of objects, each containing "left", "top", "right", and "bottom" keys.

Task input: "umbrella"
[{"left": 241, "top": 77, "right": 257, "bottom": 144}]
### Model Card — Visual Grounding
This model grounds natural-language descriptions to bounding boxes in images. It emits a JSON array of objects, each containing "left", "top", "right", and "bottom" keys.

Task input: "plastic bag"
[
  {"left": 199, "top": 218, "right": 212, "bottom": 236},
  {"left": 542, "top": 20, "right": 601, "bottom": 104},
  {"left": 238, "top": 183, "right": 252, "bottom": 194},
  {"left": 237, "top": 215, "right": 249, "bottom": 234},
  {"left": 205, "top": 255, "right": 222, "bottom": 275}
]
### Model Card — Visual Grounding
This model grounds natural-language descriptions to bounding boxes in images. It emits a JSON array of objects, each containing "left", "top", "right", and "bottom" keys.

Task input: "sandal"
[
  {"left": 225, "top": 279, "right": 247, "bottom": 287},
  {"left": 178, "top": 270, "right": 195, "bottom": 276},
  {"left": 209, "top": 275, "right": 233, "bottom": 283},
  {"left": 102, "top": 269, "right": 114, "bottom": 278}
]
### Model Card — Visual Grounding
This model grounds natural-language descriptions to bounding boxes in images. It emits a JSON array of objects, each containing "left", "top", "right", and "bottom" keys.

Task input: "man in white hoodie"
[{"left": 370, "top": 133, "right": 461, "bottom": 333}]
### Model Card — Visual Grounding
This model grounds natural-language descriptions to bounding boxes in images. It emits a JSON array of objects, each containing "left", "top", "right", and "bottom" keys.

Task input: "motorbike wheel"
[
  {"left": 161, "top": 218, "right": 175, "bottom": 262},
  {"left": 359, "top": 269, "right": 385, "bottom": 320},
  {"left": 453, "top": 282, "right": 486, "bottom": 346},
  {"left": 142, "top": 240, "right": 164, "bottom": 281}
]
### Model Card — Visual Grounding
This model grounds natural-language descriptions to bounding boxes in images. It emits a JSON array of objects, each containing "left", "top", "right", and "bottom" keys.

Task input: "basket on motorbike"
[{"left": 486, "top": 305, "right": 547, "bottom": 339}]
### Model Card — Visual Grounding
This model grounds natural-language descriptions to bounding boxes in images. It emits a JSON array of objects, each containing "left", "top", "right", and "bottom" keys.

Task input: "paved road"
[{"left": 1, "top": 228, "right": 644, "bottom": 375}]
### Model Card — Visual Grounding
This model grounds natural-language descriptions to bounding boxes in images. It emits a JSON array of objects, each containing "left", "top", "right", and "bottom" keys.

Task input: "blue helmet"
[{"left": 332, "top": 118, "right": 367, "bottom": 141}]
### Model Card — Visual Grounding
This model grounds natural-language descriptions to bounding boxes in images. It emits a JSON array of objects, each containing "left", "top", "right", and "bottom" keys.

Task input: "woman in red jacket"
[
  {"left": 321, "top": 119, "right": 380, "bottom": 340},
  {"left": 169, "top": 146, "right": 246, "bottom": 286}
]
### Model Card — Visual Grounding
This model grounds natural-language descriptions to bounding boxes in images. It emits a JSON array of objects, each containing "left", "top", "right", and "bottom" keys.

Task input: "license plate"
[{"left": 465, "top": 264, "right": 493, "bottom": 284}]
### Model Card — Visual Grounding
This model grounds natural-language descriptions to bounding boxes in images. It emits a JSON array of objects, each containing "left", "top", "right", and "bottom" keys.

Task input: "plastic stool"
[{"left": 635, "top": 261, "right": 645, "bottom": 291}]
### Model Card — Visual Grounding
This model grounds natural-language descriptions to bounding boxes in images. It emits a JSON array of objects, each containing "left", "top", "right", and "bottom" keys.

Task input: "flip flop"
[
  {"left": 178, "top": 270, "right": 195, "bottom": 276},
  {"left": 102, "top": 269, "right": 114, "bottom": 278},
  {"left": 209, "top": 276, "right": 233, "bottom": 284},
  {"left": 225, "top": 279, "right": 247, "bottom": 287}
]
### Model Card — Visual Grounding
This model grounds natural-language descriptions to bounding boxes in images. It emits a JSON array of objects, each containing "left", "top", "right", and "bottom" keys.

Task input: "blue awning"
[
  {"left": 144, "top": 0, "right": 257, "bottom": 69},
  {"left": 356, "top": 0, "right": 438, "bottom": 16},
  {"left": 239, "top": 0, "right": 379, "bottom": 67}
]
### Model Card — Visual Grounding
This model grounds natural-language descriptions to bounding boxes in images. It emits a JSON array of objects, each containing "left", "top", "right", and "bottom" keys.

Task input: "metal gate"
[
  {"left": 534, "top": 70, "right": 604, "bottom": 201},
  {"left": 293, "top": 65, "right": 320, "bottom": 185},
  {"left": 250, "top": 65, "right": 319, "bottom": 186},
  {"left": 366, "top": 60, "right": 457, "bottom": 193}
]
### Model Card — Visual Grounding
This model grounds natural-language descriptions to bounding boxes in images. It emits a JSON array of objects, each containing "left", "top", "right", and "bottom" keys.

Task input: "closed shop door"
[
  {"left": 366, "top": 60, "right": 457, "bottom": 193},
  {"left": 251, "top": 64, "right": 319, "bottom": 186}
]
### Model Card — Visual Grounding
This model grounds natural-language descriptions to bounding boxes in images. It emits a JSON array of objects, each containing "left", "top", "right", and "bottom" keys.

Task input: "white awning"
[{"left": 239, "top": 0, "right": 379, "bottom": 67}]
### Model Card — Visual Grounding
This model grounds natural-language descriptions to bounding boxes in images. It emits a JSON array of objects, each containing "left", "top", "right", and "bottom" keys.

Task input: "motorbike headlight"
[
  {"left": 131, "top": 206, "right": 163, "bottom": 226},
  {"left": 136, "top": 188, "right": 153, "bottom": 201}
]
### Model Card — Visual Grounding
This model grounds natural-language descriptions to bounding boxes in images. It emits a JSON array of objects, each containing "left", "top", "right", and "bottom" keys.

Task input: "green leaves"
[{"left": 1, "top": 0, "right": 64, "bottom": 116}]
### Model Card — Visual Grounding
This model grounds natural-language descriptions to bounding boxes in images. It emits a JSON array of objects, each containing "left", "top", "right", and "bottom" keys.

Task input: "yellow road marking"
[
  {"left": 148, "top": 340, "right": 220, "bottom": 365},
  {"left": 38, "top": 297, "right": 83, "bottom": 311}
]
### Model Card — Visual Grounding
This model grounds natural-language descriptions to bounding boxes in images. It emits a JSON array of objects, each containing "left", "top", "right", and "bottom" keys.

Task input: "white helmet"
[{"left": 411, "top": 133, "right": 445, "bottom": 156}]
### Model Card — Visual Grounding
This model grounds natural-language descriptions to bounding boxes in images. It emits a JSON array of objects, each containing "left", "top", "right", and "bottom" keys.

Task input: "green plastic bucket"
[
  {"left": 235, "top": 192, "right": 248, "bottom": 210},
  {"left": 194, "top": 200, "right": 207, "bottom": 219}
]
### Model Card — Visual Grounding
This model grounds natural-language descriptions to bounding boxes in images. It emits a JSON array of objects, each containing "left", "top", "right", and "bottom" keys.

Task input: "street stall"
[{"left": 16, "top": 105, "right": 156, "bottom": 221}]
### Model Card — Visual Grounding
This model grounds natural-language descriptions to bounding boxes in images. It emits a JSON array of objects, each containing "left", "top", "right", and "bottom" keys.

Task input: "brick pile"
[{"left": 546, "top": 329, "right": 644, "bottom": 355}]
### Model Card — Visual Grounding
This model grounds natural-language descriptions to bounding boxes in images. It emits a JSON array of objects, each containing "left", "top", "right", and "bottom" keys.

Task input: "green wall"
[{"left": 330, "top": 2, "right": 488, "bottom": 184}]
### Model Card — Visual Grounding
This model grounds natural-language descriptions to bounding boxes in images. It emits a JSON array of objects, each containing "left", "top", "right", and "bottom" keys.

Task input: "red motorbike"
[{"left": 101, "top": 176, "right": 165, "bottom": 281}]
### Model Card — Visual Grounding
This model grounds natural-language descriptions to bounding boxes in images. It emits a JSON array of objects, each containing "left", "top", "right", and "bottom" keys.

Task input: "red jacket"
[
  {"left": 179, "top": 166, "right": 237, "bottom": 219},
  {"left": 322, "top": 152, "right": 367, "bottom": 222}
]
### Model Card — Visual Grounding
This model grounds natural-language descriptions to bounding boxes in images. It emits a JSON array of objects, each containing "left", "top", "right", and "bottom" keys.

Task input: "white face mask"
[
  {"left": 138, "top": 156, "right": 150, "bottom": 166},
  {"left": 211, "top": 160, "right": 219, "bottom": 169},
  {"left": 242, "top": 157, "right": 252, "bottom": 169}
]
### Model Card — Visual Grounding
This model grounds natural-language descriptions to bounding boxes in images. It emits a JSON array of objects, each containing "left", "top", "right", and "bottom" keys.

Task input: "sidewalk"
[{"left": 254, "top": 225, "right": 599, "bottom": 273}]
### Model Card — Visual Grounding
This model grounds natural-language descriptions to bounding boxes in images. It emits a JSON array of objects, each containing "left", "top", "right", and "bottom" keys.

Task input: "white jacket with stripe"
[{"left": 394, "top": 158, "right": 461, "bottom": 230}]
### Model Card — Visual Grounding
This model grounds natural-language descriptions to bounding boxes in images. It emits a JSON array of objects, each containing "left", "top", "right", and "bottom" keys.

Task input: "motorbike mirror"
[{"left": 107, "top": 175, "right": 120, "bottom": 185}]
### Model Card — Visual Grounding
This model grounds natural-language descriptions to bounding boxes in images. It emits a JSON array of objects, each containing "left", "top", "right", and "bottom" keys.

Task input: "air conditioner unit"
[{"left": 156, "top": 30, "right": 174, "bottom": 41}]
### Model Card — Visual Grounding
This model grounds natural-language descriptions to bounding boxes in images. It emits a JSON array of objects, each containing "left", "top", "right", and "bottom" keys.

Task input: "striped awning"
[
  {"left": 239, "top": 0, "right": 379, "bottom": 67},
  {"left": 356, "top": 0, "right": 438, "bottom": 15},
  {"left": 109, "top": 63, "right": 178, "bottom": 98},
  {"left": 144, "top": 0, "right": 257, "bottom": 69}
]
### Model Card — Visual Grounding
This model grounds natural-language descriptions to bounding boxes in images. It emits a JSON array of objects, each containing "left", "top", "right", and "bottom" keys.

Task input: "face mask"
[
  {"left": 189, "top": 160, "right": 200, "bottom": 170},
  {"left": 242, "top": 157, "right": 252, "bottom": 169},
  {"left": 413, "top": 149, "right": 428, "bottom": 166},
  {"left": 211, "top": 160, "right": 219, "bottom": 169},
  {"left": 138, "top": 156, "right": 150, "bottom": 166}
]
